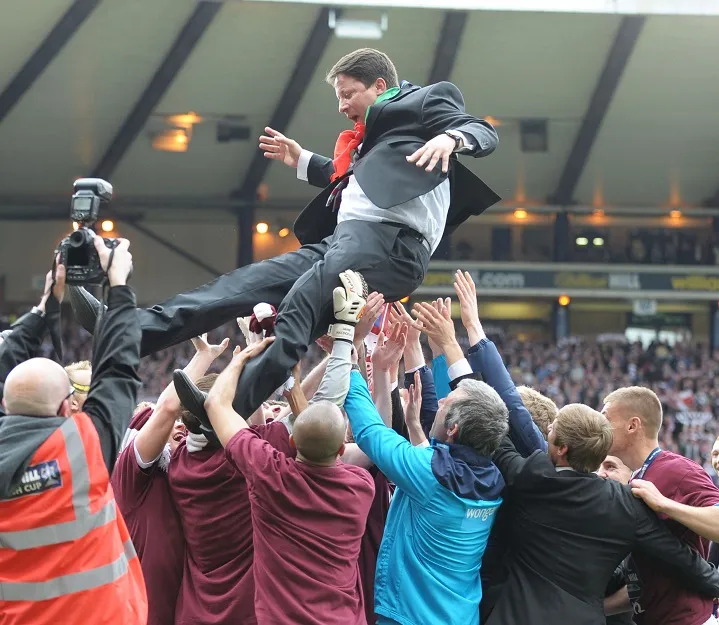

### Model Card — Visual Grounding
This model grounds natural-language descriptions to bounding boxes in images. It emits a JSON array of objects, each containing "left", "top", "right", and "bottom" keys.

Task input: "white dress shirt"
[{"left": 296, "top": 132, "right": 473, "bottom": 254}]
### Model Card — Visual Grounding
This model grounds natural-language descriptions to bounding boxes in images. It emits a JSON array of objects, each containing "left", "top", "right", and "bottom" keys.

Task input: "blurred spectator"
[
  {"left": 37, "top": 315, "right": 326, "bottom": 403},
  {"left": 33, "top": 312, "right": 719, "bottom": 478}
]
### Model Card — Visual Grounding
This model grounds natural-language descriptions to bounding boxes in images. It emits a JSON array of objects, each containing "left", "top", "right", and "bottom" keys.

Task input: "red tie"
[{"left": 331, "top": 122, "right": 365, "bottom": 182}]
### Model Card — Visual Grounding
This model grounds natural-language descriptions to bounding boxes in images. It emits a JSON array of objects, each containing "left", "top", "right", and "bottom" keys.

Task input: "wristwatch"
[
  {"left": 30, "top": 306, "right": 46, "bottom": 319},
  {"left": 445, "top": 130, "right": 464, "bottom": 152}
]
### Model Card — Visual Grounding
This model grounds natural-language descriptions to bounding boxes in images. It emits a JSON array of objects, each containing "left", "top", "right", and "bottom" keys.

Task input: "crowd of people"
[
  {"left": 3, "top": 247, "right": 719, "bottom": 625},
  {"left": 25, "top": 311, "right": 718, "bottom": 479}
]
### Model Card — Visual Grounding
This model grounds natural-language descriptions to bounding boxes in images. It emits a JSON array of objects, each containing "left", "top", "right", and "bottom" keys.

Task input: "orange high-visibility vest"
[{"left": 0, "top": 413, "right": 148, "bottom": 625}]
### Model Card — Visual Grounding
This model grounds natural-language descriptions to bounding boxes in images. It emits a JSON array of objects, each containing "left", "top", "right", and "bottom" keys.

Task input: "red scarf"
[{"left": 331, "top": 121, "right": 365, "bottom": 182}]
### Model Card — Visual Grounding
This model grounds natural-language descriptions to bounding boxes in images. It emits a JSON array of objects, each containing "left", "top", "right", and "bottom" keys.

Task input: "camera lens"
[{"left": 69, "top": 229, "right": 90, "bottom": 247}]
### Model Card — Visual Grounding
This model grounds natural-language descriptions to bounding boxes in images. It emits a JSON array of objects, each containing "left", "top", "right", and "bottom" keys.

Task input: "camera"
[{"left": 57, "top": 178, "right": 120, "bottom": 285}]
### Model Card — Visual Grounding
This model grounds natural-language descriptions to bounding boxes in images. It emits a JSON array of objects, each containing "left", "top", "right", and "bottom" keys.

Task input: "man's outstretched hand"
[
  {"left": 371, "top": 322, "right": 408, "bottom": 373},
  {"left": 190, "top": 333, "right": 230, "bottom": 362},
  {"left": 38, "top": 255, "right": 66, "bottom": 313},
  {"left": 209, "top": 337, "right": 275, "bottom": 408},
  {"left": 259, "top": 127, "right": 303, "bottom": 169},
  {"left": 204, "top": 337, "right": 275, "bottom": 446},
  {"left": 353, "top": 292, "right": 385, "bottom": 349},
  {"left": 330, "top": 270, "right": 368, "bottom": 343},
  {"left": 407, "top": 133, "right": 456, "bottom": 174},
  {"left": 95, "top": 237, "right": 132, "bottom": 286},
  {"left": 454, "top": 270, "right": 486, "bottom": 346}
]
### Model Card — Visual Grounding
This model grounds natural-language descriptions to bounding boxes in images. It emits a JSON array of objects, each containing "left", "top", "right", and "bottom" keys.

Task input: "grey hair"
[{"left": 445, "top": 379, "right": 509, "bottom": 456}]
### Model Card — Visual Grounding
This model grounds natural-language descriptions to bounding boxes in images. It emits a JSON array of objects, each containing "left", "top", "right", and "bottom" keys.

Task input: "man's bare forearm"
[
  {"left": 286, "top": 385, "right": 309, "bottom": 420},
  {"left": 134, "top": 352, "right": 214, "bottom": 463},
  {"left": 205, "top": 358, "right": 249, "bottom": 446},
  {"left": 662, "top": 499, "right": 719, "bottom": 542},
  {"left": 371, "top": 368, "right": 393, "bottom": 428},
  {"left": 407, "top": 421, "right": 429, "bottom": 447},
  {"left": 440, "top": 340, "right": 465, "bottom": 367},
  {"left": 300, "top": 355, "right": 329, "bottom": 400}
]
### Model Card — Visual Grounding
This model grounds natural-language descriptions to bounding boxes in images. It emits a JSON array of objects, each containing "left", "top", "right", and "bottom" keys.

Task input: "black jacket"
[
  {"left": 0, "top": 286, "right": 142, "bottom": 498},
  {"left": 0, "top": 310, "right": 48, "bottom": 414},
  {"left": 485, "top": 438, "right": 719, "bottom": 625},
  {"left": 293, "top": 81, "right": 501, "bottom": 245}
]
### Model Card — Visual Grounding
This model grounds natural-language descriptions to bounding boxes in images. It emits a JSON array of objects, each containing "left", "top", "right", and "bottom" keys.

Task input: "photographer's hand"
[
  {"left": 94, "top": 237, "right": 132, "bottom": 286},
  {"left": 37, "top": 256, "right": 66, "bottom": 313}
]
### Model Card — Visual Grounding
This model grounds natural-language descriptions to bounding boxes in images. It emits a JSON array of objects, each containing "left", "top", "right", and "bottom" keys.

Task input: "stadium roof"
[{"left": 1, "top": 0, "right": 719, "bottom": 218}]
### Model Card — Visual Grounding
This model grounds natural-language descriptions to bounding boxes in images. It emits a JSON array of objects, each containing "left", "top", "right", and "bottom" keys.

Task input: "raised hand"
[
  {"left": 405, "top": 371, "right": 428, "bottom": 447},
  {"left": 372, "top": 322, "right": 408, "bottom": 372},
  {"left": 259, "top": 127, "right": 303, "bottom": 169},
  {"left": 353, "top": 291, "right": 385, "bottom": 347},
  {"left": 238, "top": 336, "right": 275, "bottom": 362},
  {"left": 38, "top": 254, "right": 66, "bottom": 311},
  {"left": 393, "top": 301, "right": 421, "bottom": 345},
  {"left": 95, "top": 237, "right": 132, "bottom": 286},
  {"left": 405, "top": 371, "right": 423, "bottom": 426},
  {"left": 412, "top": 300, "right": 455, "bottom": 350},
  {"left": 453, "top": 270, "right": 485, "bottom": 345},
  {"left": 191, "top": 333, "right": 230, "bottom": 361},
  {"left": 236, "top": 317, "right": 252, "bottom": 345},
  {"left": 330, "top": 270, "right": 368, "bottom": 344}
]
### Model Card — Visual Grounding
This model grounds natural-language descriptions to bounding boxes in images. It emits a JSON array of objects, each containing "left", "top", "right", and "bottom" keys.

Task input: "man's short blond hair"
[
  {"left": 64, "top": 360, "right": 91, "bottom": 375},
  {"left": 554, "top": 404, "right": 613, "bottom": 473},
  {"left": 517, "top": 386, "right": 558, "bottom": 439},
  {"left": 603, "top": 386, "right": 663, "bottom": 438},
  {"left": 65, "top": 360, "right": 92, "bottom": 394}
]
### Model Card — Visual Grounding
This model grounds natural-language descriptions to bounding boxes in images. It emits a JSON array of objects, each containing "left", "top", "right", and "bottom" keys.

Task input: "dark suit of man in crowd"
[
  {"left": 70, "top": 48, "right": 499, "bottom": 418},
  {"left": 486, "top": 404, "right": 719, "bottom": 625}
]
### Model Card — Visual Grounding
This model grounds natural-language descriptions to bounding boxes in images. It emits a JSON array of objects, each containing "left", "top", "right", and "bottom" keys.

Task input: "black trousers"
[{"left": 138, "top": 220, "right": 430, "bottom": 416}]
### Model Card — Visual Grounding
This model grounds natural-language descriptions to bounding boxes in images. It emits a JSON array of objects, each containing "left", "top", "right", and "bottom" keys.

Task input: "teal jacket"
[{"left": 345, "top": 371, "right": 503, "bottom": 625}]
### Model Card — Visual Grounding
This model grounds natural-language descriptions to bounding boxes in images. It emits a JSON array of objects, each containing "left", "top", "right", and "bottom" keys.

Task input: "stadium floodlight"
[{"left": 328, "top": 10, "right": 387, "bottom": 39}]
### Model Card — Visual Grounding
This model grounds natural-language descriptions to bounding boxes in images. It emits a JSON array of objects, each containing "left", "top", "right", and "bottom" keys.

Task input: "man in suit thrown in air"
[{"left": 69, "top": 48, "right": 500, "bottom": 418}]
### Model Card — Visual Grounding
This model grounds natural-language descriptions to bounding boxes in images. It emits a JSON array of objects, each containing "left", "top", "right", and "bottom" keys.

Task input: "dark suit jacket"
[
  {"left": 0, "top": 311, "right": 48, "bottom": 415},
  {"left": 293, "top": 81, "right": 500, "bottom": 245},
  {"left": 486, "top": 439, "right": 719, "bottom": 625}
]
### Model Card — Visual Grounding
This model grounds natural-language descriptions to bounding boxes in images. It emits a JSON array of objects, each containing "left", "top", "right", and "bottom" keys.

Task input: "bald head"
[
  {"left": 291, "top": 401, "right": 347, "bottom": 464},
  {"left": 3, "top": 358, "right": 72, "bottom": 417}
]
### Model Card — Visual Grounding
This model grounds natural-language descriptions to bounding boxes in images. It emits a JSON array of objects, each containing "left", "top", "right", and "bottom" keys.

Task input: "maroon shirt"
[
  {"left": 169, "top": 421, "right": 293, "bottom": 625},
  {"left": 111, "top": 440, "right": 184, "bottom": 625},
  {"left": 632, "top": 451, "right": 719, "bottom": 625},
  {"left": 358, "top": 468, "right": 393, "bottom": 625},
  {"left": 225, "top": 428, "right": 375, "bottom": 625}
]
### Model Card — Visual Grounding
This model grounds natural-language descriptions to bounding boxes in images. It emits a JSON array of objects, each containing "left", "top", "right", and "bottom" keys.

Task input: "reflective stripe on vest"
[
  {"left": 0, "top": 418, "right": 116, "bottom": 551},
  {"left": 0, "top": 539, "right": 137, "bottom": 602}
]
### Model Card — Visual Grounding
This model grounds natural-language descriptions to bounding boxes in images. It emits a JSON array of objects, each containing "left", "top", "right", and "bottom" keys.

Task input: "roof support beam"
[
  {"left": 234, "top": 7, "right": 338, "bottom": 201},
  {"left": 428, "top": 10, "right": 468, "bottom": 260},
  {"left": 120, "top": 219, "right": 222, "bottom": 277},
  {"left": 91, "top": 1, "right": 221, "bottom": 180},
  {"left": 0, "top": 0, "right": 101, "bottom": 126},
  {"left": 234, "top": 6, "right": 338, "bottom": 267},
  {"left": 427, "top": 11, "right": 468, "bottom": 85},
  {"left": 549, "top": 15, "right": 645, "bottom": 206}
]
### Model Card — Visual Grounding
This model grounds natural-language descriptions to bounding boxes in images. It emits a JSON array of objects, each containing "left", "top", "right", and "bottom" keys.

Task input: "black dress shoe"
[
  {"left": 68, "top": 286, "right": 106, "bottom": 334},
  {"left": 173, "top": 369, "right": 221, "bottom": 446}
]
